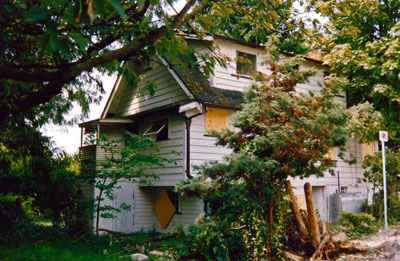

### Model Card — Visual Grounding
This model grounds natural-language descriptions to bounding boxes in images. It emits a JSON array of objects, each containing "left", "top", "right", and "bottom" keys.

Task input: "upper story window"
[
  {"left": 143, "top": 120, "right": 168, "bottom": 141},
  {"left": 130, "top": 56, "right": 152, "bottom": 73},
  {"left": 236, "top": 51, "right": 256, "bottom": 76}
]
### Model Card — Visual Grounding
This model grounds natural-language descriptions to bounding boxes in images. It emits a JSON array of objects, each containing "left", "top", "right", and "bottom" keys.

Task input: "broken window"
[
  {"left": 143, "top": 120, "right": 168, "bottom": 141},
  {"left": 236, "top": 51, "right": 256, "bottom": 76}
]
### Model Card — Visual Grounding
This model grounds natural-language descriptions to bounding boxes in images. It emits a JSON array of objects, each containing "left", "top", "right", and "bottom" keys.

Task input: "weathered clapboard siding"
[
  {"left": 137, "top": 110, "right": 186, "bottom": 186},
  {"left": 189, "top": 114, "right": 232, "bottom": 174},
  {"left": 107, "top": 59, "right": 190, "bottom": 117},
  {"left": 210, "top": 38, "right": 346, "bottom": 103},
  {"left": 289, "top": 137, "right": 366, "bottom": 221},
  {"left": 131, "top": 186, "right": 204, "bottom": 233},
  {"left": 87, "top": 36, "right": 369, "bottom": 232}
]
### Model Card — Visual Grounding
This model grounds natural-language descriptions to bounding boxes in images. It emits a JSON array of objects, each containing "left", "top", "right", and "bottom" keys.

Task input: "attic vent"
[{"left": 143, "top": 120, "right": 168, "bottom": 141}]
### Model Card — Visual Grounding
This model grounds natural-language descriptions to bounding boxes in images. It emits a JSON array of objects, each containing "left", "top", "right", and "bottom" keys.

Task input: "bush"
[
  {"left": 363, "top": 149, "right": 400, "bottom": 221},
  {"left": 337, "top": 212, "right": 378, "bottom": 238}
]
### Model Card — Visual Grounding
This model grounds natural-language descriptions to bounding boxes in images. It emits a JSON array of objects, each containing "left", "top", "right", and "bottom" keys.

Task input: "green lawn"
[{"left": 0, "top": 232, "right": 175, "bottom": 260}]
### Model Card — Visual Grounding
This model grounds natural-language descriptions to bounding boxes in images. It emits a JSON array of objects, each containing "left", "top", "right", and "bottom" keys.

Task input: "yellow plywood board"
[
  {"left": 362, "top": 142, "right": 377, "bottom": 159},
  {"left": 324, "top": 147, "right": 337, "bottom": 161},
  {"left": 153, "top": 189, "right": 176, "bottom": 229},
  {"left": 205, "top": 107, "right": 227, "bottom": 134},
  {"left": 295, "top": 194, "right": 307, "bottom": 211}
]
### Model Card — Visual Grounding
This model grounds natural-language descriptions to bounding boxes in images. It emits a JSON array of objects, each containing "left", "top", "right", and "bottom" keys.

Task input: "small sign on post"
[
  {"left": 379, "top": 130, "right": 388, "bottom": 230},
  {"left": 379, "top": 131, "right": 388, "bottom": 142}
]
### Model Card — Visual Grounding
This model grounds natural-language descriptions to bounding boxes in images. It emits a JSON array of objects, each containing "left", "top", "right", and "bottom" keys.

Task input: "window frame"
[
  {"left": 236, "top": 51, "right": 257, "bottom": 77},
  {"left": 143, "top": 120, "right": 168, "bottom": 141},
  {"left": 166, "top": 189, "right": 181, "bottom": 214}
]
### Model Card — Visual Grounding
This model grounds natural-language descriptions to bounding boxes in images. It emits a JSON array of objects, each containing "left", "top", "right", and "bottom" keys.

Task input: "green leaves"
[
  {"left": 316, "top": 0, "right": 400, "bottom": 145},
  {"left": 68, "top": 32, "right": 90, "bottom": 54},
  {"left": 24, "top": 5, "right": 51, "bottom": 22},
  {"left": 108, "top": 0, "right": 127, "bottom": 20},
  {"left": 176, "top": 46, "right": 349, "bottom": 259}
]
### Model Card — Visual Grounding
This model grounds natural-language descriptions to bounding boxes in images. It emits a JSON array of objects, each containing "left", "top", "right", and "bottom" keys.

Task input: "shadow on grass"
[{"left": 0, "top": 223, "right": 178, "bottom": 261}]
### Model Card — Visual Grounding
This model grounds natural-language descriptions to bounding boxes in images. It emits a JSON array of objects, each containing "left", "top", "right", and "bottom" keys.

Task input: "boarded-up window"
[
  {"left": 362, "top": 142, "right": 377, "bottom": 159},
  {"left": 205, "top": 107, "right": 227, "bottom": 134},
  {"left": 153, "top": 189, "right": 176, "bottom": 229},
  {"left": 324, "top": 147, "right": 337, "bottom": 161}
]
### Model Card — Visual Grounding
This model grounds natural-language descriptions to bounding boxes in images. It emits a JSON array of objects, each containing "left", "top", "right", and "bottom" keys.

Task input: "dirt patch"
[{"left": 337, "top": 224, "right": 400, "bottom": 260}]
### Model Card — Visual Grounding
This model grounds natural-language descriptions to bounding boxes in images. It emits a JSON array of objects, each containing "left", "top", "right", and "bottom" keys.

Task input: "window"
[
  {"left": 324, "top": 147, "right": 337, "bottom": 161},
  {"left": 166, "top": 189, "right": 181, "bottom": 214},
  {"left": 236, "top": 51, "right": 256, "bottom": 76},
  {"left": 125, "top": 122, "right": 138, "bottom": 134},
  {"left": 134, "top": 56, "right": 152, "bottom": 73},
  {"left": 361, "top": 142, "right": 378, "bottom": 159},
  {"left": 140, "top": 58, "right": 152, "bottom": 72},
  {"left": 205, "top": 107, "right": 227, "bottom": 135},
  {"left": 143, "top": 120, "right": 168, "bottom": 141}
]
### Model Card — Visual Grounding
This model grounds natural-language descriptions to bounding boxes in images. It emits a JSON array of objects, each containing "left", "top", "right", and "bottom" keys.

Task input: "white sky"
[{"left": 42, "top": 74, "right": 116, "bottom": 154}]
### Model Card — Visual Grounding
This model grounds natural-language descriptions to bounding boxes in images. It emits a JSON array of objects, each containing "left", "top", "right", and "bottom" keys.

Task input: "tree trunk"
[
  {"left": 267, "top": 197, "right": 274, "bottom": 258},
  {"left": 304, "top": 182, "right": 320, "bottom": 249},
  {"left": 95, "top": 178, "right": 107, "bottom": 235},
  {"left": 286, "top": 180, "right": 309, "bottom": 240}
]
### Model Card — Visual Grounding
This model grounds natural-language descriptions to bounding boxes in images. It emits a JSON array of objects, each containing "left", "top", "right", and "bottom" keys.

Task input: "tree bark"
[
  {"left": 286, "top": 180, "right": 309, "bottom": 240},
  {"left": 0, "top": 0, "right": 213, "bottom": 117},
  {"left": 309, "top": 233, "right": 330, "bottom": 261},
  {"left": 304, "top": 182, "right": 320, "bottom": 249},
  {"left": 95, "top": 178, "right": 107, "bottom": 235},
  {"left": 267, "top": 197, "right": 274, "bottom": 258}
]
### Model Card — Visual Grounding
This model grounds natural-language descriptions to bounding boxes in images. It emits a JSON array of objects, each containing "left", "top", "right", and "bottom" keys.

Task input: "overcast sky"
[{"left": 42, "top": 74, "right": 116, "bottom": 154}]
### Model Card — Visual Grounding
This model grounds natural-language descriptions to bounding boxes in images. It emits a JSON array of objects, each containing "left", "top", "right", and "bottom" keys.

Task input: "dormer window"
[
  {"left": 236, "top": 51, "right": 256, "bottom": 76},
  {"left": 143, "top": 120, "right": 168, "bottom": 141}
]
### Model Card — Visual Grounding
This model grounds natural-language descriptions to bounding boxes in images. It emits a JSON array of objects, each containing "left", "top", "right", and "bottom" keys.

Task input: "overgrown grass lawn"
[{"left": 0, "top": 233, "right": 167, "bottom": 260}]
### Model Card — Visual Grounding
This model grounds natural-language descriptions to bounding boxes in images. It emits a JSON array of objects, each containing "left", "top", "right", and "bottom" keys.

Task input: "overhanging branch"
[
  {"left": 0, "top": 0, "right": 213, "bottom": 116},
  {"left": 0, "top": 0, "right": 211, "bottom": 84}
]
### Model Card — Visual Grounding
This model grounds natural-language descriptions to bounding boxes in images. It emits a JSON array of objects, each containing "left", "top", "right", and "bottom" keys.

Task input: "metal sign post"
[{"left": 379, "top": 130, "right": 388, "bottom": 230}]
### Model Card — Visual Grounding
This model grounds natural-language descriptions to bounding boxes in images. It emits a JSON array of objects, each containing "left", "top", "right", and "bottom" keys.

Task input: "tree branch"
[
  {"left": 0, "top": 0, "right": 213, "bottom": 115},
  {"left": 0, "top": 0, "right": 211, "bottom": 83}
]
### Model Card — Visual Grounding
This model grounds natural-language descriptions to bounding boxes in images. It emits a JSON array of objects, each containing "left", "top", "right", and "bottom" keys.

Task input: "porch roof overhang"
[{"left": 78, "top": 118, "right": 134, "bottom": 128}]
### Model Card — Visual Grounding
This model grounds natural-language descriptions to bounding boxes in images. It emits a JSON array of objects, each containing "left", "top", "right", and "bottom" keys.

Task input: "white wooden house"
[{"left": 79, "top": 35, "right": 374, "bottom": 233}]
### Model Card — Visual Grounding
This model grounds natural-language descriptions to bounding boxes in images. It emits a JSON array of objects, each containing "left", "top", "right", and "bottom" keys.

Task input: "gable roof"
[
  {"left": 100, "top": 34, "right": 323, "bottom": 118},
  {"left": 164, "top": 57, "right": 243, "bottom": 109}
]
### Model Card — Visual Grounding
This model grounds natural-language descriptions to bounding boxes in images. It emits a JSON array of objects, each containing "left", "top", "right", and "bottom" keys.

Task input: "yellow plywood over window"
[
  {"left": 205, "top": 107, "right": 227, "bottom": 134},
  {"left": 362, "top": 142, "right": 377, "bottom": 159},
  {"left": 295, "top": 194, "right": 307, "bottom": 211},
  {"left": 153, "top": 189, "right": 176, "bottom": 229},
  {"left": 324, "top": 147, "right": 337, "bottom": 161}
]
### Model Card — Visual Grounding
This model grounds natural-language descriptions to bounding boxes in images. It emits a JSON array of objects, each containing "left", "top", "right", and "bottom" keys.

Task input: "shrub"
[{"left": 337, "top": 212, "right": 378, "bottom": 238}]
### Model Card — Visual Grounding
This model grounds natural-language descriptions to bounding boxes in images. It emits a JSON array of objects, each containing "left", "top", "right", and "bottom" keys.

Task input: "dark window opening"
[
  {"left": 236, "top": 51, "right": 256, "bottom": 76},
  {"left": 125, "top": 122, "right": 138, "bottom": 134},
  {"left": 166, "top": 190, "right": 181, "bottom": 214},
  {"left": 143, "top": 120, "right": 168, "bottom": 141},
  {"left": 133, "top": 56, "right": 152, "bottom": 73}
]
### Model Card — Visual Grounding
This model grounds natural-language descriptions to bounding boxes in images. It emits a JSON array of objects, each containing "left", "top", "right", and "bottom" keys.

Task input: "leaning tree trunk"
[
  {"left": 304, "top": 182, "right": 320, "bottom": 249},
  {"left": 286, "top": 180, "right": 309, "bottom": 240}
]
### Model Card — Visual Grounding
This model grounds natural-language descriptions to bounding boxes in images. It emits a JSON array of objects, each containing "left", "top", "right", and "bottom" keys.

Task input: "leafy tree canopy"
[
  {"left": 311, "top": 0, "right": 400, "bottom": 145},
  {"left": 0, "top": 0, "right": 214, "bottom": 129},
  {"left": 0, "top": 0, "right": 305, "bottom": 129},
  {"left": 202, "top": 0, "right": 311, "bottom": 54}
]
